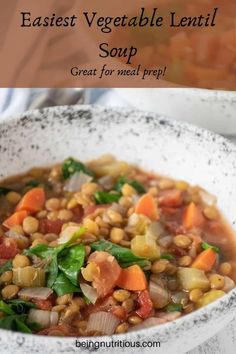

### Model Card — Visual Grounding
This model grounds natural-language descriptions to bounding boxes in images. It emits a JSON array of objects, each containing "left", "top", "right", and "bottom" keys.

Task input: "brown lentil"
[
  {"left": 203, "top": 206, "right": 219, "bottom": 220},
  {"left": 113, "top": 289, "right": 131, "bottom": 302},
  {"left": 128, "top": 315, "right": 142, "bottom": 325},
  {"left": 12, "top": 254, "right": 30, "bottom": 268},
  {"left": 115, "top": 323, "right": 129, "bottom": 334},
  {"left": 122, "top": 298, "right": 134, "bottom": 312},
  {"left": 44, "top": 233, "right": 58, "bottom": 242},
  {"left": 173, "top": 234, "right": 192, "bottom": 248},
  {"left": 45, "top": 198, "right": 61, "bottom": 211},
  {"left": 56, "top": 294, "right": 73, "bottom": 305},
  {"left": 219, "top": 262, "right": 232, "bottom": 276},
  {"left": 23, "top": 216, "right": 39, "bottom": 234},
  {"left": 209, "top": 274, "right": 225, "bottom": 289},
  {"left": 58, "top": 209, "right": 73, "bottom": 221},
  {"left": 178, "top": 255, "right": 192, "bottom": 267},
  {"left": 151, "top": 259, "right": 169, "bottom": 273},
  {"left": 2, "top": 285, "right": 20, "bottom": 299},
  {"left": 110, "top": 227, "right": 125, "bottom": 243},
  {"left": 6, "top": 191, "right": 21, "bottom": 204},
  {"left": 0, "top": 271, "right": 13, "bottom": 284},
  {"left": 189, "top": 289, "right": 203, "bottom": 302}
]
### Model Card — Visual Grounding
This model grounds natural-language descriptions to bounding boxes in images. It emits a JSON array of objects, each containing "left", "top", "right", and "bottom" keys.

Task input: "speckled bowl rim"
[{"left": 0, "top": 104, "right": 236, "bottom": 346}]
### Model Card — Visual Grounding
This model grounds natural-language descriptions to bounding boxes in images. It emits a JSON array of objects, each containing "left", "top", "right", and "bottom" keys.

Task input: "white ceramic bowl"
[
  {"left": 1, "top": 105, "right": 236, "bottom": 354},
  {"left": 115, "top": 88, "right": 236, "bottom": 135}
]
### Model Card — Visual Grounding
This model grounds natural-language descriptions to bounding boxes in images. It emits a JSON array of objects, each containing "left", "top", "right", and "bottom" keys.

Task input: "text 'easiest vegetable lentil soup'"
[{"left": 0, "top": 155, "right": 235, "bottom": 336}]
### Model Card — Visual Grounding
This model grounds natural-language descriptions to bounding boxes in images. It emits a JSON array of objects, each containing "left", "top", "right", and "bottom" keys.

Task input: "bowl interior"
[{"left": 1, "top": 105, "right": 236, "bottom": 353}]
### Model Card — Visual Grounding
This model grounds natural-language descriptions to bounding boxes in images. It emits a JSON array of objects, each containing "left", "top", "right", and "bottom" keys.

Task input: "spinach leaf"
[
  {"left": 91, "top": 240, "right": 150, "bottom": 268},
  {"left": 58, "top": 244, "right": 85, "bottom": 286},
  {"left": 62, "top": 157, "right": 93, "bottom": 179},
  {"left": 0, "top": 187, "right": 11, "bottom": 196},
  {"left": 166, "top": 303, "right": 183, "bottom": 312},
  {"left": 201, "top": 242, "right": 220, "bottom": 254},
  {"left": 6, "top": 299, "right": 36, "bottom": 314},
  {"left": 114, "top": 176, "right": 146, "bottom": 194},
  {"left": 24, "top": 244, "right": 60, "bottom": 287},
  {"left": 94, "top": 191, "right": 120, "bottom": 204},
  {"left": 0, "top": 314, "right": 32, "bottom": 333},
  {"left": 25, "top": 180, "right": 40, "bottom": 188},
  {"left": 52, "top": 272, "right": 81, "bottom": 296},
  {"left": 24, "top": 231, "right": 86, "bottom": 289},
  {"left": 0, "top": 260, "right": 12, "bottom": 276}
]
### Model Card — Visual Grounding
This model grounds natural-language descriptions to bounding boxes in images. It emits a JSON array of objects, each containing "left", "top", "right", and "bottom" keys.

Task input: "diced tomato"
[
  {"left": 111, "top": 305, "right": 127, "bottom": 320},
  {"left": 159, "top": 189, "right": 183, "bottom": 207},
  {"left": 136, "top": 290, "right": 153, "bottom": 319},
  {"left": 39, "top": 219, "right": 64, "bottom": 235},
  {"left": 32, "top": 293, "right": 55, "bottom": 310},
  {"left": 0, "top": 238, "right": 18, "bottom": 259},
  {"left": 170, "top": 244, "right": 188, "bottom": 257},
  {"left": 33, "top": 299, "right": 53, "bottom": 311},
  {"left": 71, "top": 205, "right": 84, "bottom": 223},
  {"left": 88, "top": 251, "right": 121, "bottom": 298},
  {"left": 38, "top": 324, "right": 77, "bottom": 336}
]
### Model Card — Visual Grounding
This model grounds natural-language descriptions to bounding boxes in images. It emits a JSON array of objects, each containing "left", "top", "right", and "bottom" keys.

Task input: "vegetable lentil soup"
[{"left": 0, "top": 155, "right": 235, "bottom": 336}]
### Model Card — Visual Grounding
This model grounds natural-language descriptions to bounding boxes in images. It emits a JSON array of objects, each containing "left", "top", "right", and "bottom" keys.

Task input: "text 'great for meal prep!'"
[{"left": 20, "top": 7, "right": 218, "bottom": 31}]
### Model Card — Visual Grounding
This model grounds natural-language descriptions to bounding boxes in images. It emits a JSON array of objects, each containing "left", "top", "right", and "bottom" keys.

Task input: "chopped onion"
[
  {"left": 147, "top": 221, "right": 165, "bottom": 239},
  {"left": 64, "top": 172, "right": 92, "bottom": 192},
  {"left": 199, "top": 189, "right": 217, "bottom": 206},
  {"left": 223, "top": 276, "right": 235, "bottom": 292},
  {"left": 129, "top": 317, "right": 167, "bottom": 332},
  {"left": 80, "top": 283, "right": 98, "bottom": 304},
  {"left": 158, "top": 235, "right": 173, "bottom": 248},
  {"left": 28, "top": 309, "right": 58, "bottom": 328},
  {"left": 18, "top": 287, "right": 53, "bottom": 300},
  {"left": 149, "top": 281, "right": 169, "bottom": 309},
  {"left": 110, "top": 203, "right": 126, "bottom": 216},
  {"left": 98, "top": 175, "right": 113, "bottom": 190},
  {"left": 171, "top": 291, "right": 188, "bottom": 305},
  {"left": 5, "top": 230, "right": 25, "bottom": 239},
  {"left": 87, "top": 311, "right": 119, "bottom": 335},
  {"left": 157, "top": 311, "right": 181, "bottom": 321}
]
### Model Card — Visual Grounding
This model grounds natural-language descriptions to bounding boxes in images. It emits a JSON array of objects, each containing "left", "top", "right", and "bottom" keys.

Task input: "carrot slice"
[
  {"left": 16, "top": 188, "right": 45, "bottom": 213},
  {"left": 135, "top": 193, "right": 159, "bottom": 220},
  {"left": 182, "top": 202, "right": 204, "bottom": 229},
  {"left": 3, "top": 210, "right": 29, "bottom": 229},
  {"left": 191, "top": 248, "right": 217, "bottom": 272},
  {"left": 116, "top": 264, "right": 147, "bottom": 291}
]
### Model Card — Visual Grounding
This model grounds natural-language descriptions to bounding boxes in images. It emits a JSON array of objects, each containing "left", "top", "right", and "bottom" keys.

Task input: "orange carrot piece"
[
  {"left": 191, "top": 248, "right": 217, "bottom": 272},
  {"left": 116, "top": 264, "right": 147, "bottom": 291},
  {"left": 182, "top": 202, "right": 204, "bottom": 229},
  {"left": 3, "top": 210, "right": 29, "bottom": 229},
  {"left": 16, "top": 188, "right": 45, "bottom": 213},
  {"left": 135, "top": 193, "right": 159, "bottom": 220}
]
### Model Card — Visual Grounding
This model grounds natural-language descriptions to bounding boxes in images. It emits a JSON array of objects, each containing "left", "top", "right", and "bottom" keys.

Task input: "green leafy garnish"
[
  {"left": 0, "top": 187, "right": 11, "bottom": 196},
  {"left": 0, "top": 300, "right": 15, "bottom": 315},
  {"left": 62, "top": 157, "right": 93, "bottom": 179},
  {"left": 166, "top": 303, "right": 183, "bottom": 312},
  {"left": 201, "top": 242, "right": 220, "bottom": 254},
  {"left": 91, "top": 240, "right": 150, "bottom": 268},
  {"left": 24, "top": 229, "right": 86, "bottom": 293},
  {"left": 25, "top": 180, "right": 40, "bottom": 188},
  {"left": 0, "top": 260, "right": 12, "bottom": 276},
  {"left": 160, "top": 253, "right": 175, "bottom": 260},
  {"left": 58, "top": 244, "right": 85, "bottom": 286},
  {"left": 0, "top": 301, "right": 36, "bottom": 333},
  {"left": 6, "top": 299, "right": 36, "bottom": 315},
  {"left": 114, "top": 176, "right": 146, "bottom": 194},
  {"left": 94, "top": 191, "right": 120, "bottom": 204},
  {"left": 52, "top": 272, "right": 81, "bottom": 296},
  {"left": 0, "top": 314, "right": 32, "bottom": 333}
]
